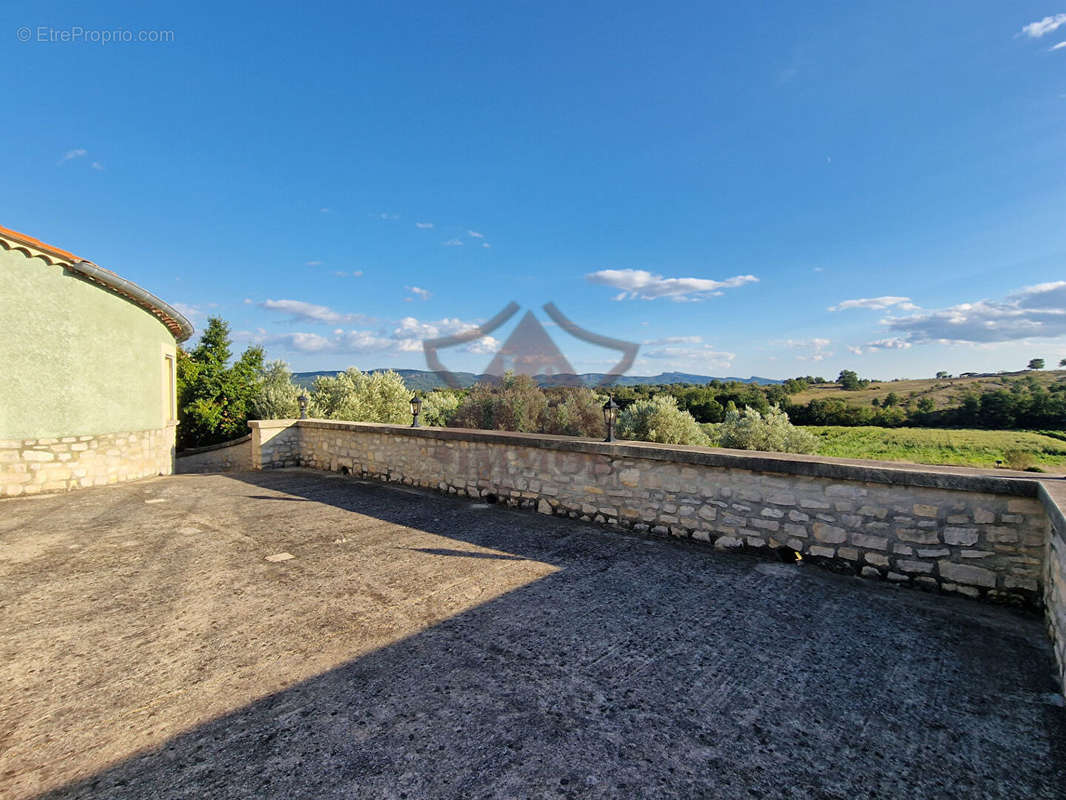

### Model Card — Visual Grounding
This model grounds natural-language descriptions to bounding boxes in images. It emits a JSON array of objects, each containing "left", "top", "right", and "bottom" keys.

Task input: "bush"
[
  {"left": 716, "top": 405, "right": 818, "bottom": 454},
  {"left": 543, "top": 387, "right": 607, "bottom": 437},
  {"left": 450, "top": 374, "right": 548, "bottom": 433},
  {"left": 310, "top": 368, "right": 410, "bottom": 423},
  {"left": 1003, "top": 448, "right": 1036, "bottom": 471},
  {"left": 616, "top": 395, "right": 710, "bottom": 446},
  {"left": 420, "top": 391, "right": 461, "bottom": 426},
  {"left": 250, "top": 360, "right": 302, "bottom": 420}
]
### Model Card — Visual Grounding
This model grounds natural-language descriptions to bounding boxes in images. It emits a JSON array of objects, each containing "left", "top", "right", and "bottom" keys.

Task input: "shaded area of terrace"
[{"left": 1, "top": 470, "right": 1063, "bottom": 799}]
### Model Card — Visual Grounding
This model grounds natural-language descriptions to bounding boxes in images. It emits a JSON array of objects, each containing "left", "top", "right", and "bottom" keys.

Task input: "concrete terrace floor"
[{"left": 1, "top": 471, "right": 1064, "bottom": 800}]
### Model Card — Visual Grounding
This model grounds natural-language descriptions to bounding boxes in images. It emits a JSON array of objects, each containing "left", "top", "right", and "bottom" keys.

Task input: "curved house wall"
[{"left": 0, "top": 243, "right": 179, "bottom": 495}]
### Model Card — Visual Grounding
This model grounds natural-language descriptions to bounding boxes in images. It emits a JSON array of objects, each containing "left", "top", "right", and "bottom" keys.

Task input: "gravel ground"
[{"left": 1, "top": 469, "right": 1063, "bottom": 799}]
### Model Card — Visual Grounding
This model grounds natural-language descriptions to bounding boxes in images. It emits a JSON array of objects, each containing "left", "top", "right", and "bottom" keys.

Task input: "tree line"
[{"left": 177, "top": 317, "right": 1065, "bottom": 453}]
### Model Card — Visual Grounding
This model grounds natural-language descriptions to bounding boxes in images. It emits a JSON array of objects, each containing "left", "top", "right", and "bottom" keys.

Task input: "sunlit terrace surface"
[{"left": 1, "top": 470, "right": 1064, "bottom": 799}]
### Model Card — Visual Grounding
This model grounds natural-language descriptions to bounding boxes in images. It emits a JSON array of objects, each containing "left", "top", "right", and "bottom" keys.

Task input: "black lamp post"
[
  {"left": 410, "top": 395, "right": 423, "bottom": 428},
  {"left": 602, "top": 395, "right": 619, "bottom": 442},
  {"left": 298, "top": 391, "right": 309, "bottom": 419}
]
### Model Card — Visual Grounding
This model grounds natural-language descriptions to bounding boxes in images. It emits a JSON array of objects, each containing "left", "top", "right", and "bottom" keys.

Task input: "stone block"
[
  {"left": 897, "top": 560, "right": 934, "bottom": 574},
  {"left": 851, "top": 533, "right": 888, "bottom": 550},
  {"left": 913, "top": 504, "right": 938, "bottom": 517},
  {"left": 809, "top": 545, "right": 836, "bottom": 558},
  {"left": 897, "top": 528, "right": 939, "bottom": 544},
  {"left": 938, "top": 561, "right": 996, "bottom": 588},
  {"left": 813, "top": 523, "right": 846, "bottom": 544},
  {"left": 943, "top": 527, "right": 978, "bottom": 546}
]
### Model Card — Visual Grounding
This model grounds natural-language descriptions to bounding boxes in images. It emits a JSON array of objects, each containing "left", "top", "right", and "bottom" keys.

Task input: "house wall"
[{"left": 0, "top": 243, "right": 177, "bottom": 441}]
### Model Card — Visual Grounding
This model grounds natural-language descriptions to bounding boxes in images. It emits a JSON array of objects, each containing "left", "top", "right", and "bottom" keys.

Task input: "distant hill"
[
  {"left": 788, "top": 369, "right": 1066, "bottom": 411},
  {"left": 292, "top": 368, "right": 783, "bottom": 391}
]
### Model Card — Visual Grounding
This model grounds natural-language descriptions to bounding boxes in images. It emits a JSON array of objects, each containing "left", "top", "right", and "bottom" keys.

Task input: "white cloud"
[
  {"left": 57, "top": 148, "right": 87, "bottom": 165},
  {"left": 812, "top": 267, "right": 824, "bottom": 273},
  {"left": 374, "top": 212, "right": 399, "bottom": 220},
  {"left": 334, "top": 270, "right": 364, "bottom": 278},
  {"left": 465, "top": 335, "right": 500, "bottom": 355},
  {"left": 1021, "top": 14, "right": 1066, "bottom": 38},
  {"left": 1051, "top": 40, "right": 1066, "bottom": 50},
  {"left": 320, "top": 208, "right": 331, "bottom": 214},
  {"left": 406, "top": 286, "right": 431, "bottom": 301},
  {"left": 482, "top": 242, "right": 491, "bottom": 248},
  {"left": 640, "top": 334, "right": 735, "bottom": 370},
  {"left": 848, "top": 338, "right": 913, "bottom": 355},
  {"left": 882, "top": 281, "right": 1066, "bottom": 344},
  {"left": 443, "top": 239, "right": 463, "bottom": 247},
  {"left": 305, "top": 260, "right": 322, "bottom": 267},
  {"left": 643, "top": 335, "right": 703, "bottom": 346},
  {"left": 586, "top": 268, "right": 759, "bottom": 302},
  {"left": 172, "top": 303, "right": 207, "bottom": 323},
  {"left": 259, "top": 299, "right": 372, "bottom": 325},
  {"left": 468, "top": 230, "right": 485, "bottom": 238},
  {"left": 91, "top": 161, "right": 104, "bottom": 171},
  {"left": 782, "top": 337, "right": 834, "bottom": 361},
  {"left": 264, "top": 315, "right": 486, "bottom": 355},
  {"left": 415, "top": 222, "right": 434, "bottom": 229},
  {"left": 828, "top": 296, "right": 919, "bottom": 312}
]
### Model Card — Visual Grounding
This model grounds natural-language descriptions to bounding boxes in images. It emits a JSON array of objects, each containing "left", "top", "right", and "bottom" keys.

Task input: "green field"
[{"left": 801, "top": 426, "right": 1066, "bottom": 471}]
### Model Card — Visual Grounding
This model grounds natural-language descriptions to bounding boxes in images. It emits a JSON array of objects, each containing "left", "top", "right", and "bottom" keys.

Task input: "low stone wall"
[
  {"left": 1042, "top": 483, "right": 1066, "bottom": 688},
  {"left": 250, "top": 420, "right": 1053, "bottom": 608},
  {"left": 0, "top": 425, "right": 175, "bottom": 497},
  {"left": 176, "top": 435, "right": 252, "bottom": 474}
]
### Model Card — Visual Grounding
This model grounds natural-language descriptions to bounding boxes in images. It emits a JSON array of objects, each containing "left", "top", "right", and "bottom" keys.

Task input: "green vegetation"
[
  {"left": 616, "top": 395, "right": 710, "bottom": 445},
  {"left": 177, "top": 317, "right": 1064, "bottom": 469},
  {"left": 177, "top": 317, "right": 264, "bottom": 450},
  {"left": 707, "top": 405, "right": 818, "bottom": 453},
  {"left": 803, "top": 426, "right": 1066, "bottom": 471}
]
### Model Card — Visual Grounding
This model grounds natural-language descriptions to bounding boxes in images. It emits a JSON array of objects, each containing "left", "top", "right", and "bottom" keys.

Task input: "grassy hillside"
[
  {"left": 789, "top": 369, "right": 1066, "bottom": 410},
  {"left": 803, "top": 426, "right": 1066, "bottom": 471}
]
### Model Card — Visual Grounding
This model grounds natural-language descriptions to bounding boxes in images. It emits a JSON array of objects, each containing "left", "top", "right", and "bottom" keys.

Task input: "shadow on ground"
[{"left": 14, "top": 469, "right": 1066, "bottom": 799}]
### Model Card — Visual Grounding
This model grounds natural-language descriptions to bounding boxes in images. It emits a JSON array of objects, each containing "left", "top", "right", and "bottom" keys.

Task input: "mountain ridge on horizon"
[{"left": 291, "top": 368, "right": 785, "bottom": 391}]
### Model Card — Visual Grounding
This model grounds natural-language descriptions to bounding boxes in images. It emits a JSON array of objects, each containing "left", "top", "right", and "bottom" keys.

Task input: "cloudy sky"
[{"left": 2, "top": 2, "right": 1065, "bottom": 378}]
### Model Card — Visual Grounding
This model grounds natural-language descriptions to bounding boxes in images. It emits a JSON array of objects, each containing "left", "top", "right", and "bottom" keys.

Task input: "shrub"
[
  {"left": 543, "top": 387, "right": 606, "bottom": 437},
  {"left": 1003, "top": 448, "right": 1036, "bottom": 471},
  {"left": 250, "top": 360, "right": 301, "bottom": 420},
  {"left": 420, "top": 390, "right": 461, "bottom": 426},
  {"left": 450, "top": 374, "right": 548, "bottom": 433},
  {"left": 616, "top": 395, "right": 710, "bottom": 446},
  {"left": 310, "top": 368, "right": 411, "bottom": 423},
  {"left": 716, "top": 405, "right": 818, "bottom": 454}
]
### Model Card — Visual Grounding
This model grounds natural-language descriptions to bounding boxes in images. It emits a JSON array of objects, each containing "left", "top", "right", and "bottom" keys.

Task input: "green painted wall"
[{"left": 0, "top": 245, "right": 177, "bottom": 440}]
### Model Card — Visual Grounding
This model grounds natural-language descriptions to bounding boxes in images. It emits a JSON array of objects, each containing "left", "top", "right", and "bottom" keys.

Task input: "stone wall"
[
  {"left": 0, "top": 425, "right": 175, "bottom": 497},
  {"left": 250, "top": 420, "right": 1052, "bottom": 607},
  {"left": 176, "top": 435, "right": 252, "bottom": 474},
  {"left": 1042, "top": 483, "right": 1066, "bottom": 689}
]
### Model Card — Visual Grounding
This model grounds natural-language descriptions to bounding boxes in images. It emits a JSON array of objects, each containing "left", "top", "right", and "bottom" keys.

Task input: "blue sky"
[{"left": 2, "top": 1, "right": 1065, "bottom": 379}]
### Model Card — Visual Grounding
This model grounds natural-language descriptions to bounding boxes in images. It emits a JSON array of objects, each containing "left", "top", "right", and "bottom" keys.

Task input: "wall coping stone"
[
  {"left": 249, "top": 419, "right": 1062, "bottom": 499},
  {"left": 1040, "top": 481, "right": 1066, "bottom": 536},
  {"left": 177, "top": 434, "right": 251, "bottom": 457}
]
